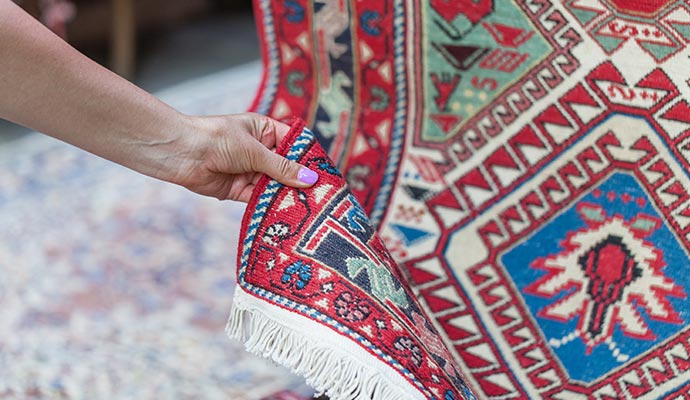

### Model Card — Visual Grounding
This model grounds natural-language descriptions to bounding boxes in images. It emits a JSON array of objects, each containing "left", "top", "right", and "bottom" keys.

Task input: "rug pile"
[
  {"left": 229, "top": 120, "right": 475, "bottom": 399},
  {"left": 239, "top": 0, "right": 690, "bottom": 398}
]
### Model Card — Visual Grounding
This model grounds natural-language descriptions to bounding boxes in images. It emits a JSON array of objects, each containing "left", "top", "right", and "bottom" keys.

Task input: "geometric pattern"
[
  {"left": 565, "top": 0, "right": 690, "bottom": 62},
  {"left": 505, "top": 172, "right": 687, "bottom": 383},
  {"left": 230, "top": 121, "right": 475, "bottom": 400},
  {"left": 248, "top": 0, "right": 690, "bottom": 398}
]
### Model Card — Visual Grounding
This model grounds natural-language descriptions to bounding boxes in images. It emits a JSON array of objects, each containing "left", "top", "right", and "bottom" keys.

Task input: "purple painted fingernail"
[{"left": 298, "top": 167, "right": 318, "bottom": 185}]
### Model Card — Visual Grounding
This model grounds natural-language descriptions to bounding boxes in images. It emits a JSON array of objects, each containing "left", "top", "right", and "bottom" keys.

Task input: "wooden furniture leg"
[{"left": 111, "top": 0, "right": 135, "bottom": 79}]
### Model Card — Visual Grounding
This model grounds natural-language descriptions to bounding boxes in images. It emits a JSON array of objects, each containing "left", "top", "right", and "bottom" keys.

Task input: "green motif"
[
  {"left": 370, "top": 86, "right": 390, "bottom": 111},
  {"left": 315, "top": 71, "right": 353, "bottom": 139},
  {"left": 286, "top": 71, "right": 305, "bottom": 97},
  {"left": 567, "top": 0, "right": 688, "bottom": 62},
  {"left": 346, "top": 257, "right": 408, "bottom": 308},
  {"left": 423, "top": 0, "right": 552, "bottom": 142}
]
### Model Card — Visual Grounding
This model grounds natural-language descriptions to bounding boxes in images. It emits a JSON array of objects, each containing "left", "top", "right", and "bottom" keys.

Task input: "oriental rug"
[
  {"left": 228, "top": 120, "right": 475, "bottom": 400},
  {"left": 243, "top": 0, "right": 690, "bottom": 398}
]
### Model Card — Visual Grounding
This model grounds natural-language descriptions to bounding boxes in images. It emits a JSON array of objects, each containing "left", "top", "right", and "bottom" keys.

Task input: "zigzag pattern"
[
  {"left": 446, "top": 4, "right": 582, "bottom": 162},
  {"left": 252, "top": 0, "right": 690, "bottom": 397},
  {"left": 423, "top": 62, "right": 690, "bottom": 398},
  {"left": 434, "top": 82, "right": 603, "bottom": 230}
]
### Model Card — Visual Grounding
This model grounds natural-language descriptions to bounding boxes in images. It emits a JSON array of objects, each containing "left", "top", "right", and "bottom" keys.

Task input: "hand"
[
  {"left": 159, "top": 113, "right": 319, "bottom": 203},
  {"left": 0, "top": 2, "right": 315, "bottom": 201}
]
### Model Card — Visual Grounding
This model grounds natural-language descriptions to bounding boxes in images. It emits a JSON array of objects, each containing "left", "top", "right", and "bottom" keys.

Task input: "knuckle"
[
  {"left": 277, "top": 157, "right": 293, "bottom": 177},
  {"left": 246, "top": 145, "right": 264, "bottom": 171},
  {"left": 251, "top": 114, "right": 271, "bottom": 138}
]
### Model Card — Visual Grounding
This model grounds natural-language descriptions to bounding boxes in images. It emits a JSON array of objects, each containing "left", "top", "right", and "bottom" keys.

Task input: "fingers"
[
  {"left": 247, "top": 113, "right": 318, "bottom": 188},
  {"left": 251, "top": 113, "right": 290, "bottom": 148},
  {"left": 273, "top": 119, "right": 291, "bottom": 142},
  {"left": 234, "top": 184, "right": 255, "bottom": 203},
  {"left": 256, "top": 146, "right": 319, "bottom": 188},
  {"left": 179, "top": 113, "right": 316, "bottom": 202}
]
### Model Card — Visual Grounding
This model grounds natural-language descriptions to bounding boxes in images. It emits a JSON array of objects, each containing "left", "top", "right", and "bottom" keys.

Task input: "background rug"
[
  {"left": 0, "top": 62, "right": 313, "bottom": 400},
  {"left": 250, "top": 1, "right": 690, "bottom": 398}
]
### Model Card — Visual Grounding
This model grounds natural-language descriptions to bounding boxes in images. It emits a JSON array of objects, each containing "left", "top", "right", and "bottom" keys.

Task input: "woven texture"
[
  {"left": 229, "top": 120, "right": 474, "bottom": 400},
  {"left": 247, "top": 0, "right": 690, "bottom": 398}
]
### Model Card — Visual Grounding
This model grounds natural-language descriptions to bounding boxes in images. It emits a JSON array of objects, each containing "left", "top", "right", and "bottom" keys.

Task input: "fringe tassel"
[{"left": 227, "top": 289, "right": 424, "bottom": 400}]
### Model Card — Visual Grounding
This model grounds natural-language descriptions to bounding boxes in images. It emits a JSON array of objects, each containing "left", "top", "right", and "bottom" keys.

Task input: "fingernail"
[{"left": 298, "top": 167, "right": 318, "bottom": 185}]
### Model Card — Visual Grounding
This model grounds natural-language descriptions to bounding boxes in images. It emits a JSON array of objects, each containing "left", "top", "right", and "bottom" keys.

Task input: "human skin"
[{"left": 0, "top": 0, "right": 318, "bottom": 202}]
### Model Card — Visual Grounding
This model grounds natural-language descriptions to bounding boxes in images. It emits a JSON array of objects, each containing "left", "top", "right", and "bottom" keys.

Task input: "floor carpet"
[{"left": 0, "top": 63, "right": 312, "bottom": 400}]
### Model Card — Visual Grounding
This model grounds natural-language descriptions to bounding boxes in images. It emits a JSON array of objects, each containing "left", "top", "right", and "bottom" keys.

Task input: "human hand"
[
  {"left": 0, "top": 1, "right": 316, "bottom": 200},
  {"left": 159, "top": 113, "right": 318, "bottom": 203}
]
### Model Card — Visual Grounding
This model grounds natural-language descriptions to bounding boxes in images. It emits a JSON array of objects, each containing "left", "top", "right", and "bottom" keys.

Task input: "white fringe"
[{"left": 227, "top": 288, "right": 427, "bottom": 400}]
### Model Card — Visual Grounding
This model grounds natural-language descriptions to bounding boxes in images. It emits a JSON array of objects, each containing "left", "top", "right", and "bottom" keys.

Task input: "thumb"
[{"left": 257, "top": 147, "right": 319, "bottom": 188}]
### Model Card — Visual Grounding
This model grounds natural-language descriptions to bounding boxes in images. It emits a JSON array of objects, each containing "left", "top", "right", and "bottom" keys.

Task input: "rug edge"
[{"left": 226, "top": 287, "right": 428, "bottom": 400}]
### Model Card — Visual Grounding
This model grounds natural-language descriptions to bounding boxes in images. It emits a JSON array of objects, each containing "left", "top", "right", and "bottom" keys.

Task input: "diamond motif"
[{"left": 502, "top": 173, "right": 688, "bottom": 382}]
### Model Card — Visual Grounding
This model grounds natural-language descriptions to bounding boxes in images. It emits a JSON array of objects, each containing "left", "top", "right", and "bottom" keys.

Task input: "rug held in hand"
[
  {"left": 248, "top": 1, "right": 690, "bottom": 397},
  {"left": 227, "top": 120, "right": 476, "bottom": 400}
]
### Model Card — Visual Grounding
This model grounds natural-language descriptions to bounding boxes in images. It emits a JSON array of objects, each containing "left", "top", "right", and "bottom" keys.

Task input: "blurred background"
[
  {"left": 0, "top": 2, "right": 316, "bottom": 399},
  {"left": 0, "top": 0, "right": 260, "bottom": 143}
]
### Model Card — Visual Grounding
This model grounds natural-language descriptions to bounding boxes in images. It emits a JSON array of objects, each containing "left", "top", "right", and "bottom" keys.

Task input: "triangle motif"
[{"left": 390, "top": 223, "right": 435, "bottom": 246}]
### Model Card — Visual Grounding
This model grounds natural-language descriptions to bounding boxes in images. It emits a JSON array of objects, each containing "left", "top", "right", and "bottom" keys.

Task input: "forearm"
[{"left": 0, "top": 0, "right": 196, "bottom": 181}]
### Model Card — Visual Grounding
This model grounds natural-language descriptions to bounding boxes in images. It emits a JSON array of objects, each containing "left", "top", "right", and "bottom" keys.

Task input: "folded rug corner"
[{"left": 227, "top": 120, "right": 476, "bottom": 400}]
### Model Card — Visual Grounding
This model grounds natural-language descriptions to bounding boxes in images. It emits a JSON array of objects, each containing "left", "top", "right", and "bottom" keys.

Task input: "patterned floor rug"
[
  {"left": 0, "top": 63, "right": 313, "bottom": 400},
  {"left": 248, "top": 1, "right": 690, "bottom": 398},
  {"left": 228, "top": 120, "right": 475, "bottom": 400}
]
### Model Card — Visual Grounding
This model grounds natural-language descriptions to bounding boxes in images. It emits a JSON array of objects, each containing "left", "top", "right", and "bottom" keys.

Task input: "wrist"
[{"left": 128, "top": 112, "right": 207, "bottom": 185}]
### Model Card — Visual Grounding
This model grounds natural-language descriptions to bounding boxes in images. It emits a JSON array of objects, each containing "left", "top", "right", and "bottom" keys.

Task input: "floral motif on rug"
[{"left": 245, "top": 0, "right": 690, "bottom": 398}]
